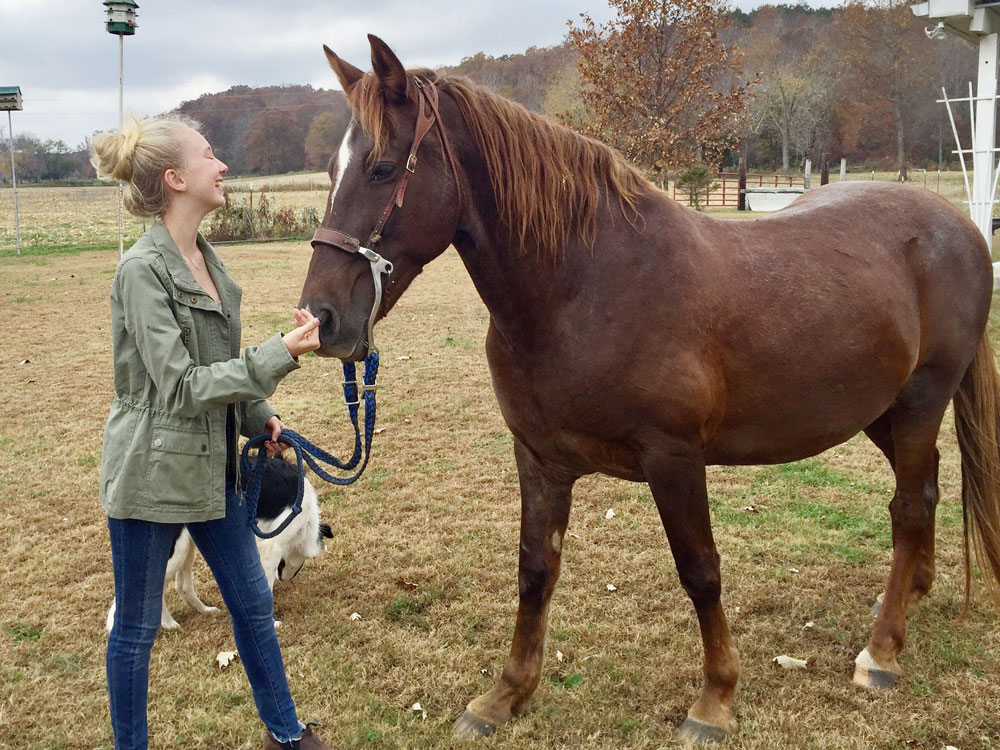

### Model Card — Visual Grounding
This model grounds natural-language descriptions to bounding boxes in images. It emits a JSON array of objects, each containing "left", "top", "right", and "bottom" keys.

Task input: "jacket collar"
[{"left": 149, "top": 222, "right": 234, "bottom": 307}]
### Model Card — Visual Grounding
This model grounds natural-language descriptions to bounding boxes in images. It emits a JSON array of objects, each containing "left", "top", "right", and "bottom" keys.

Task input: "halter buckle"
[{"left": 406, "top": 153, "right": 417, "bottom": 173}]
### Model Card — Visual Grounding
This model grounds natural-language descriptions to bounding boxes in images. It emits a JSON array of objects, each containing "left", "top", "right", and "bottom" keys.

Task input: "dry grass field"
[
  {"left": 2, "top": 230, "right": 1000, "bottom": 750},
  {"left": 0, "top": 174, "right": 333, "bottom": 253},
  {"left": 0, "top": 170, "right": 988, "bottom": 254}
]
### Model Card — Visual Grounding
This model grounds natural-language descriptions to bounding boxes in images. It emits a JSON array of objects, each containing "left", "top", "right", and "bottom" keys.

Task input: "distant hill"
[{"left": 174, "top": 84, "right": 349, "bottom": 175}]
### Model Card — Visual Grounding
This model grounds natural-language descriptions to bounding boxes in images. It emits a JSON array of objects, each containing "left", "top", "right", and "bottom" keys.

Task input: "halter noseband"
[{"left": 310, "top": 76, "right": 462, "bottom": 356}]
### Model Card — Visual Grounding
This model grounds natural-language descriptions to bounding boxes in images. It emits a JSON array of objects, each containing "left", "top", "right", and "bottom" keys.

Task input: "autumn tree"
[
  {"left": 826, "top": 0, "right": 937, "bottom": 180},
  {"left": 0, "top": 131, "right": 90, "bottom": 182},
  {"left": 742, "top": 6, "right": 830, "bottom": 172},
  {"left": 243, "top": 109, "right": 305, "bottom": 174},
  {"left": 566, "top": 0, "right": 755, "bottom": 174},
  {"left": 304, "top": 110, "right": 350, "bottom": 170}
]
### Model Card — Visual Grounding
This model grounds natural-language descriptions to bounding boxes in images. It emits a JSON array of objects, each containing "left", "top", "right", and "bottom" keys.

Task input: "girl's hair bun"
[
  {"left": 91, "top": 115, "right": 143, "bottom": 182},
  {"left": 89, "top": 114, "right": 202, "bottom": 218}
]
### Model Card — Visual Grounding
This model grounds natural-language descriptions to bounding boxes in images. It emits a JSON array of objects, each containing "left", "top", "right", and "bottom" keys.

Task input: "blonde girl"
[{"left": 92, "top": 115, "right": 331, "bottom": 750}]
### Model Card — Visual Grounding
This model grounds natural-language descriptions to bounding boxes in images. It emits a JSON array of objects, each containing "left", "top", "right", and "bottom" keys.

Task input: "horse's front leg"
[
  {"left": 454, "top": 439, "right": 575, "bottom": 738},
  {"left": 644, "top": 444, "right": 740, "bottom": 743}
]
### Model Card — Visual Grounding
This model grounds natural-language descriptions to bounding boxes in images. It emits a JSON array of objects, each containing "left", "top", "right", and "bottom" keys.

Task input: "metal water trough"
[{"left": 744, "top": 186, "right": 806, "bottom": 212}]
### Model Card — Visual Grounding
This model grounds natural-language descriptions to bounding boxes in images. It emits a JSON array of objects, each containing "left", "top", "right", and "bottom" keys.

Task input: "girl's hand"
[
  {"left": 282, "top": 308, "right": 321, "bottom": 358},
  {"left": 263, "top": 415, "right": 290, "bottom": 458}
]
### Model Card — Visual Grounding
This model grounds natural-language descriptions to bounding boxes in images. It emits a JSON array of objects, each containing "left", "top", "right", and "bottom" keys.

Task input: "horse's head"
[{"left": 299, "top": 35, "right": 463, "bottom": 360}]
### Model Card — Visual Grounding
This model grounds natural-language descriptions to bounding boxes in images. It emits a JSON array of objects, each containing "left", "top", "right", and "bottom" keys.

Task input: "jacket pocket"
[{"left": 145, "top": 420, "right": 211, "bottom": 507}]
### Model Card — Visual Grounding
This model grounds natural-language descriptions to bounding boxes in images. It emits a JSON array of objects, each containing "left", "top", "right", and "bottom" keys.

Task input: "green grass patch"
[
  {"left": 0, "top": 241, "right": 122, "bottom": 258},
  {"left": 5, "top": 621, "right": 43, "bottom": 643},
  {"left": 790, "top": 501, "right": 887, "bottom": 539}
]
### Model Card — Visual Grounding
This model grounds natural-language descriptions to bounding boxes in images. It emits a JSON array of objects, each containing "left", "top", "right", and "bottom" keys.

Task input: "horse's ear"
[
  {"left": 323, "top": 45, "right": 364, "bottom": 94},
  {"left": 367, "top": 34, "right": 407, "bottom": 101}
]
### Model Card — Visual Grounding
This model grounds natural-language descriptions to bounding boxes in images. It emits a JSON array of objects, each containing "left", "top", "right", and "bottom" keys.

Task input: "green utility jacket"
[{"left": 99, "top": 222, "right": 299, "bottom": 523}]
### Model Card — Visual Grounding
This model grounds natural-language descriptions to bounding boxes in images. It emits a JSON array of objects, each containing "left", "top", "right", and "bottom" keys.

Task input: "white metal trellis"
[{"left": 938, "top": 85, "right": 1000, "bottom": 240}]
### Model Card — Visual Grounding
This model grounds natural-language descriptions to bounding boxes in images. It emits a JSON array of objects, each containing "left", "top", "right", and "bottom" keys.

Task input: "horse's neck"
[{"left": 451, "top": 221, "right": 550, "bottom": 351}]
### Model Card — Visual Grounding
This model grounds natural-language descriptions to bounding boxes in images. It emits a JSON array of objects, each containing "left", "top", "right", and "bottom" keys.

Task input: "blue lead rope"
[{"left": 241, "top": 351, "right": 380, "bottom": 539}]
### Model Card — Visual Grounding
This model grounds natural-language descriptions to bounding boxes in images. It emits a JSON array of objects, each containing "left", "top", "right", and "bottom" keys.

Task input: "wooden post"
[
  {"left": 804, "top": 159, "right": 812, "bottom": 189},
  {"left": 737, "top": 157, "right": 747, "bottom": 211},
  {"left": 840, "top": 158, "right": 847, "bottom": 181},
  {"left": 821, "top": 154, "right": 829, "bottom": 185}
]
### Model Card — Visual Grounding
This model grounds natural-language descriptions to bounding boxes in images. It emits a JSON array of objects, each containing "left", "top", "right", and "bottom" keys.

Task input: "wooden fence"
[{"left": 671, "top": 172, "right": 807, "bottom": 208}]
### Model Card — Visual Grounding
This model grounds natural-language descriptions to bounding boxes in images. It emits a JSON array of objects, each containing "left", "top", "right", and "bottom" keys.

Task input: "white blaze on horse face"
[{"left": 329, "top": 122, "right": 354, "bottom": 211}]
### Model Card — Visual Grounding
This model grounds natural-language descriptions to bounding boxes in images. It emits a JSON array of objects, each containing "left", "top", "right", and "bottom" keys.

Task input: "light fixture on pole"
[
  {"left": 912, "top": 0, "right": 1000, "bottom": 285},
  {"left": 103, "top": 0, "right": 138, "bottom": 259},
  {"left": 0, "top": 86, "right": 23, "bottom": 257}
]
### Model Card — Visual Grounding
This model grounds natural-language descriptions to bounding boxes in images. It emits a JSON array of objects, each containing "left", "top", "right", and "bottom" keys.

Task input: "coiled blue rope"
[{"left": 241, "top": 351, "right": 379, "bottom": 539}]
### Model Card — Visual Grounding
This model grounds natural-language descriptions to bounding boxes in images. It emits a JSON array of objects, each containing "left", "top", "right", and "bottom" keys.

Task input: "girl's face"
[{"left": 170, "top": 126, "right": 228, "bottom": 214}]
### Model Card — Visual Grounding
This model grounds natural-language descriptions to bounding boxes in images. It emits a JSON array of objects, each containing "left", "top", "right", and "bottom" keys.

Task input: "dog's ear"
[{"left": 319, "top": 523, "right": 333, "bottom": 539}]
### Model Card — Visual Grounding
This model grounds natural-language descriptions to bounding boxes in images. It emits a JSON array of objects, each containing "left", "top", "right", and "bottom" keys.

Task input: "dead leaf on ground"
[
  {"left": 604, "top": 508, "right": 615, "bottom": 519},
  {"left": 217, "top": 651, "right": 238, "bottom": 669},
  {"left": 395, "top": 579, "right": 418, "bottom": 590},
  {"left": 772, "top": 655, "right": 808, "bottom": 670}
]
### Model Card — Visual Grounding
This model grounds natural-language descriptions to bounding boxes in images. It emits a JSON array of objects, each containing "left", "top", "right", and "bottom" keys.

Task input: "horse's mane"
[{"left": 347, "top": 69, "right": 649, "bottom": 255}]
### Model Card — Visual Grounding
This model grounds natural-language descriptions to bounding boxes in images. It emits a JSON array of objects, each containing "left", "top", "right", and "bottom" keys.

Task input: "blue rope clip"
[{"left": 241, "top": 351, "right": 380, "bottom": 539}]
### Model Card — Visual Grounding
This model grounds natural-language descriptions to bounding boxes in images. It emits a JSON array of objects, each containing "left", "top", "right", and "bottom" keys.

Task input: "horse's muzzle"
[{"left": 300, "top": 300, "right": 365, "bottom": 360}]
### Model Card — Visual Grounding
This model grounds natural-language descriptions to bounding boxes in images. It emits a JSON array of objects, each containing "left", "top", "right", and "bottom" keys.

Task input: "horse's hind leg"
[
  {"left": 644, "top": 443, "right": 739, "bottom": 742},
  {"left": 863, "top": 414, "right": 939, "bottom": 617},
  {"left": 454, "top": 440, "right": 575, "bottom": 738},
  {"left": 855, "top": 399, "right": 944, "bottom": 689}
]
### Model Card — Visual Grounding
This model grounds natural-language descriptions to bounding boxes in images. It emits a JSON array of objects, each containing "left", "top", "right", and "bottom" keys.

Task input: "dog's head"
[
  {"left": 253, "top": 456, "right": 334, "bottom": 583},
  {"left": 277, "top": 521, "right": 333, "bottom": 581}
]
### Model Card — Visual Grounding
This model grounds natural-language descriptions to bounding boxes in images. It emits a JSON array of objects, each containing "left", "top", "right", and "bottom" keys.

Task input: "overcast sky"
[{"left": 0, "top": 0, "right": 833, "bottom": 146}]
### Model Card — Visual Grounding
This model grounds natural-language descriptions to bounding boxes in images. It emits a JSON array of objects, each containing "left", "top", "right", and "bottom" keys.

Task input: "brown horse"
[{"left": 300, "top": 35, "right": 1000, "bottom": 743}]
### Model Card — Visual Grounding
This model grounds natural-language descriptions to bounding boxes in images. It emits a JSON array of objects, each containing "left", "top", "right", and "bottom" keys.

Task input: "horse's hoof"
[
  {"left": 675, "top": 717, "right": 729, "bottom": 744},
  {"left": 453, "top": 709, "right": 497, "bottom": 739},
  {"left": 852, "top": 648, "right": 900, "bottom": 689},
  {"left": 852, "top": 666, "right": 899, "bottom": 689}
]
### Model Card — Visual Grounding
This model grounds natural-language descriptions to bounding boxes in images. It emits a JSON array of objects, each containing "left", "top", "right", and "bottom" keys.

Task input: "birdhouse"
[
  {"left": 104, "top": 0, "right": 138, "bottom": 36},
  {"left": 0, "top": 86, "right": 22, "bottom": 112}
]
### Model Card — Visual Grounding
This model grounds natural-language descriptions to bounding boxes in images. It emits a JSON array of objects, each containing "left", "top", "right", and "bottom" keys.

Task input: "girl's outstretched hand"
[{"left": 282, "top": 308, "right": 321, "bottom": 358}]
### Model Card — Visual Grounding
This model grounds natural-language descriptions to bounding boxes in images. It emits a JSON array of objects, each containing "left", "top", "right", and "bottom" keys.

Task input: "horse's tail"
[{"left": 952, "top": 333, "right": 1000, "bottom": 611}]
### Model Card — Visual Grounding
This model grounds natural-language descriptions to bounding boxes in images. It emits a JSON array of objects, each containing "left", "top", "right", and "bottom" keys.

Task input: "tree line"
[{"left": 0, "top": 2, "right": 978, "bottom": 184}]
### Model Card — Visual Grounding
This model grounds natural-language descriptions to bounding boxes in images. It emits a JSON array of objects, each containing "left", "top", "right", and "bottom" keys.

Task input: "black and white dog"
[{"left": 106, "top": 458, "right": 332, "bottom": 631}]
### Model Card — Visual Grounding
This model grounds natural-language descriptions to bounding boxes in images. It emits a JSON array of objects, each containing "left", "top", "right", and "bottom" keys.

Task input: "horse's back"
[{"left": 682, "top": 182, "right": 992, "bottom": 464}]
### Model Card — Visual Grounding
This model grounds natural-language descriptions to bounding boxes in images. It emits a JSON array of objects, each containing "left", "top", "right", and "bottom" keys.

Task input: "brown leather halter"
[{"left": 310, "top": 76, "right": 462, "bottom": 354}]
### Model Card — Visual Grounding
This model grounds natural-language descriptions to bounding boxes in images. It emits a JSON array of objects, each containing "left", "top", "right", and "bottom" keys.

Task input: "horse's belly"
[{"left": 703, "top": 368, "right": 907, "bottom": 465}]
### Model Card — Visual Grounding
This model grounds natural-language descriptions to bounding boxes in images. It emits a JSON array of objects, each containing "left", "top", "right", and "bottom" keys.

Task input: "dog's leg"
[
  {"left": 172, "top": 529, "right": 218, "bottom": 618},
  {"left": 160, "top": 595, "right": 181, "bottom": 630}
]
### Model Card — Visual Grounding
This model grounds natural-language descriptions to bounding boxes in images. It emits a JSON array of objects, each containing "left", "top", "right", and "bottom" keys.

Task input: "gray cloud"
[{"left": 1, "top": 0, "right": 830, "bottom": 145}]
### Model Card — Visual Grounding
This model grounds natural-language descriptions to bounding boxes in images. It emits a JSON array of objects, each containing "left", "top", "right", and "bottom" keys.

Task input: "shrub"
[
  {"left": 205, "top": 191, "right": 320, "bottom": 242},
  {"left": 676, "top": 164, "right": 718, "bottom": 211}
]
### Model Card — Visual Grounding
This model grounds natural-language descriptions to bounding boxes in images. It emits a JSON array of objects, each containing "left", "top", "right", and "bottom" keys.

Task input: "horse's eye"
[{"left": 371, "top": 162, "right": 396, "bottom": 182}]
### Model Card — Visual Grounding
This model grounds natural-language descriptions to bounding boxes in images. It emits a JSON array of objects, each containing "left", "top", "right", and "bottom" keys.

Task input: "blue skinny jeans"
[{"left": 106, "top": 481, "right": 304, "bottom": 749}]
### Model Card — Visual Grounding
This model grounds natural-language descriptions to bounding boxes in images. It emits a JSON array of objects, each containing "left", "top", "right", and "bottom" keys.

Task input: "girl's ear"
[{"left": 163, "top": 167, "right": 186, "bottom": 193}]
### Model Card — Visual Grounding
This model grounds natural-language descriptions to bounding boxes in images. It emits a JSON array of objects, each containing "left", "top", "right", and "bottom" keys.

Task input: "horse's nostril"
[{"left": 304, "top": 302, "right": 338, "bottom": 338}]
